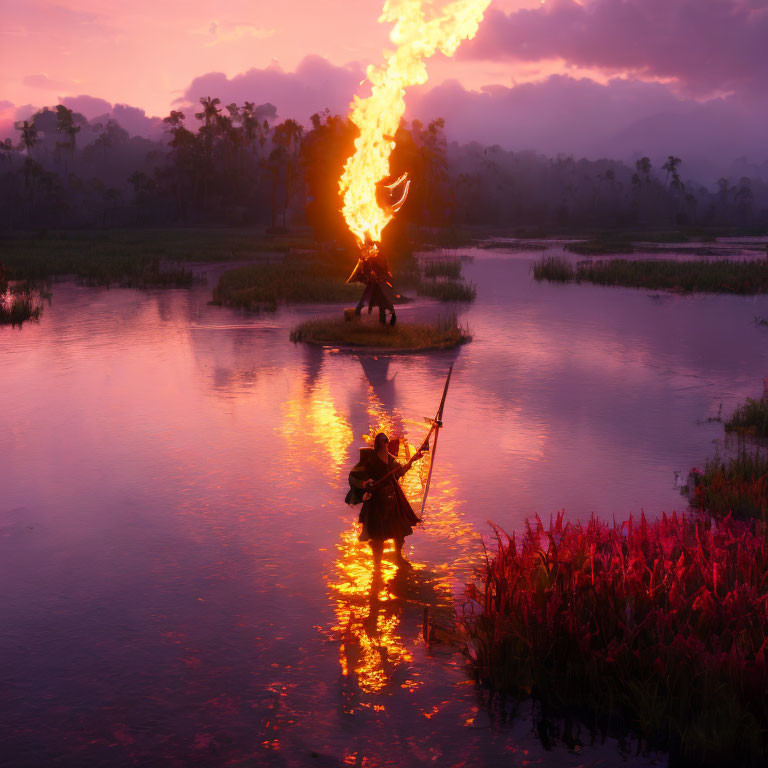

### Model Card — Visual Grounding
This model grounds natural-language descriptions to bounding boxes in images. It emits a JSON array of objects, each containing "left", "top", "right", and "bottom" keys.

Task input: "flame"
[{"left": 339, "top": 0, "right": 491, "bottom": 246}]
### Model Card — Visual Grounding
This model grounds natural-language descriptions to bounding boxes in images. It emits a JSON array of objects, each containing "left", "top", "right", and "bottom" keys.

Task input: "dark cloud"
[
  {"left": 182, "top": 54, "right": 363, "bottom": 122},
  {"left": 463, "top": 0, "right": 768, "bottom": 96}
]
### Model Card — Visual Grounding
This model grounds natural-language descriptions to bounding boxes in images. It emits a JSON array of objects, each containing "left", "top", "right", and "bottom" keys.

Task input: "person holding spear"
[
  {"left": 347, "top": 432, "right": 425, "bottom": 568},
  {"left": 346, "top": 366, "right": 453, "bottom": 569}
]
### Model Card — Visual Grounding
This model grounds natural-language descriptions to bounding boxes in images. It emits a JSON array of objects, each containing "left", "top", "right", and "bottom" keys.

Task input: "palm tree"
[
  {"left": 195, "top": 96, "right": 222, "bottom": 128},
  {"left": 15, "top": 120, "right": 38, "bottom": 158},
  {"left": 54, "top": 105, "right": 80, "bottom": 179},
  {"left": 195, "top": 96, "right": 221, "bottom": 161},
  {"left": 14, "top": 120, "right": 39, "bottom": 189},
  {"left": 662, "top": 155, "right": 682, "bottom": 188},
  {"left": 270, "top": 119, "right": 304, "bottom": 228}
]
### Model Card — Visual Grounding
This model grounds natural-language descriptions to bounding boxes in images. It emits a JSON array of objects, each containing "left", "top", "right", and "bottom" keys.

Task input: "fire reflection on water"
[
  {"left": 324, "top": 382, "right": 482, "bottom": 707},
  {"left": 280, "top": 380, "right": 353, "bottom": 476}
]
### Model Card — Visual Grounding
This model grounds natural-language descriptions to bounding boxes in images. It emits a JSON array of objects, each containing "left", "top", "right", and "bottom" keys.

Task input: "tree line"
[{"left": 1, "top": 99, "right": 766, "bottom": 239}]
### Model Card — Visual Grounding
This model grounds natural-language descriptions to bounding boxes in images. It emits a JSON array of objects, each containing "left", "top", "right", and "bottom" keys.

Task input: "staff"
[{"left": 420, "top": 365, "right": 453, "bottom": 516}]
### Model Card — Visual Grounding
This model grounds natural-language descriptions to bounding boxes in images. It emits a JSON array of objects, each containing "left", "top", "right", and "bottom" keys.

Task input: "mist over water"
[{"left": 2, "top": 246, "right": 766, "bottom": 766}]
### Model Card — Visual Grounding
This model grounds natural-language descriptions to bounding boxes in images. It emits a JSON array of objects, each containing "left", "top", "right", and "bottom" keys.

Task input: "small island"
[{"left": 289, "top": 313, "right": 471, "bottom": 352}]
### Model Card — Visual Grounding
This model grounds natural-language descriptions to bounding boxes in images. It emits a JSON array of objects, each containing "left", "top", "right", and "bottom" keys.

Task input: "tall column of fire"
[{"left": 339, "top": 0, "right": 490, "bottom": 325}]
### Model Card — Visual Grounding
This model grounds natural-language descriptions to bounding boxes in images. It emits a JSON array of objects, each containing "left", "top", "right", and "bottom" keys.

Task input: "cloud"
[
  {"left": 408, "top": 75, "right": 768, "bottom": 179},
  {"left": 182, "top": 55, "right": 363, "bottom": 122},
  {"left": 179, "top": 54, "right": 768, "bottom": 178},
  {"left": 60, "top": 95, "right": 113, "bottom": 119},
  {"left": 191, "top": 20, "right": 275, "bottom": 48},
  {"left": 463, "top": 0, "right": 768, "bottom": 96},
  {"left": 22, "top": 74, "right": 72, "bottom": 90},
  {"left": 4, "top": 0, "right": 111, "bottom": 38}
]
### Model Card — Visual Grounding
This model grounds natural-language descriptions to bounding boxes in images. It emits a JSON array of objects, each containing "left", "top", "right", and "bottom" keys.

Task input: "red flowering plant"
[{"left": 462, "top": 511, "right": 768, "bottom": 767}]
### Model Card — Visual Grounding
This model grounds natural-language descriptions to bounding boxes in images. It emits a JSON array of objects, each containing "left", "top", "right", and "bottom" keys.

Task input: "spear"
[{"left": 420, "top": 364, "right": 453, "bottom": 517}]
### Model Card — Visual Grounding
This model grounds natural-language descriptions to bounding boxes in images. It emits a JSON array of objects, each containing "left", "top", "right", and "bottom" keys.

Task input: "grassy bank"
[
  {"left": 534, "top": 255, "right": 768, "bottom": 293},
  {"left": 726, "top": 397, "right": 768, "bottom": 438},
  {"left": 463, "top": 511, "right": 768, "bottom": 767},
  {"left": 212, "top": 252, "right": 360, "bottom": 311},
  {"left": 289, "top": 314, "right": 471, "bottom": 351},
  {"left": 0, "top": 229, "right": 310, "bottom": 287}
]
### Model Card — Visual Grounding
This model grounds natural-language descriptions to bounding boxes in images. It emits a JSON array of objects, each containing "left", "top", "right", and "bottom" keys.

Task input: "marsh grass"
[
  {"left": 463, "top": 511, "right": 768, "bottom": 767},
  {"left": 212, "top": 252, "right": 360, "bottom": 311},
  {"left": 1, "top": 286, "right": 44, "bottom": 327},
  {"left": 577, "top": 258, "right": 768, "bottom": 293},
  {"left": 691, "top": 442, "right": 768, "bottom": 522},
  {"left": 416, "top": 278, "right": 477, "bottom": 302},
  {"left": 0, "top": 229, "right": 310, "bottom": 287},
  {"left": 422, "top": 255, "right": 463, "bottom": 279},
  {"left": 726, "top": 398, "right": 768, "bottom": 438},
  {"left": 533, "top": 255, "right": 768, "bottom": 293},
  {"left": 289, "top": 313, "right": 471, "bottom": 350},
  {"left": 532, "top": 255, "right": 574, "bottom": 282}
]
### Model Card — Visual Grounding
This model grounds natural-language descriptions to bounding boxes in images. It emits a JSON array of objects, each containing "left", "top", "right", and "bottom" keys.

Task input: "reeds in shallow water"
[
  {"left": 533, "top": 255, "right": 768, "bottom": 293},
  {"left": 422, "top": 254, "right": 463, "bottom": 279},
  {"left": 725, "top": 397, "right": 768, "bottom": 439},
  {"left": 690, "top": 442, "right": 768, "bottom": 523},
  {"left": 0, "top": 286, "right": 43, "bottom": 327},
  {"left": 532, "top": 255, "right": 574, "bottom": 282},
  {"left": 463, "top": 511, "right": 768, "bottom": 766}
]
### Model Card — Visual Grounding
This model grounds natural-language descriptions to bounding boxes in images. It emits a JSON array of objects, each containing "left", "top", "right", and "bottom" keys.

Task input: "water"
[{"left": 2, "top": 246, "right": 767, "bottom": 767}]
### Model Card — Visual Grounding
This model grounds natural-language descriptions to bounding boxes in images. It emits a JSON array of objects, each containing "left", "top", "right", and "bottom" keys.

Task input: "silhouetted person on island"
[
  {"left": 346, "top": 432, "right": 423, "bottom": 568},
  {"left": 347, "top": 241, "right": 398, "bottom": 326}
]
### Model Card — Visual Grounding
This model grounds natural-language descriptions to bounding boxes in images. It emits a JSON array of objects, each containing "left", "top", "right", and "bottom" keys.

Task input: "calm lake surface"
[{"left": 2, "top": 245, "right": 767, "bottom": 767}]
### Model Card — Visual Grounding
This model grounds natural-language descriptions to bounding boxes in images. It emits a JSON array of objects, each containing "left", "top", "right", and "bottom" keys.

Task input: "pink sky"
[
  {"left": 2, "top": 0, "right": 540, "bottom": 114},
  {"left": 3, "top": 0, "right": 767, "bottom": 172}
]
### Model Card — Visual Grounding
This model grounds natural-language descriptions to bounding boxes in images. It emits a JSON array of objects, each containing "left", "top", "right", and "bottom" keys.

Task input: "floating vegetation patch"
[
  {"left": 422, "top": 254, "right": 463, "bottom": 280},
  {"left": 532, "top": 255, "right": 574, "bottom": 282},
  {"left": 533, "top": 255, "right": 768, "bottom": 293},
  {"left": 416, "top": 278, "right": 476, "bottom": 302},
  {"left": 290, "top": 313, "right": 471, "bottom": 351}
]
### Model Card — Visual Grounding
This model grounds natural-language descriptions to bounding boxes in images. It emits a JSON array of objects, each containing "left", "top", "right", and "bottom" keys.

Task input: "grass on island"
[
  {"left": 0, "top": 287, "right": 44, "bottom": 327},
  {"left": 0, "top": 229, "right": 314, "bottom": 288},
  {"left": 725, "top": 397, "right": 768, "bottom": 438},
  {"left": 462, "top": 511, "right": 768, "bottom": 767},
  {"left": 534, "top": 255, "right": 768, "bottom": 293},
  {"left": 290, "top": 314, "right": 471, "bottom": 350}
]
